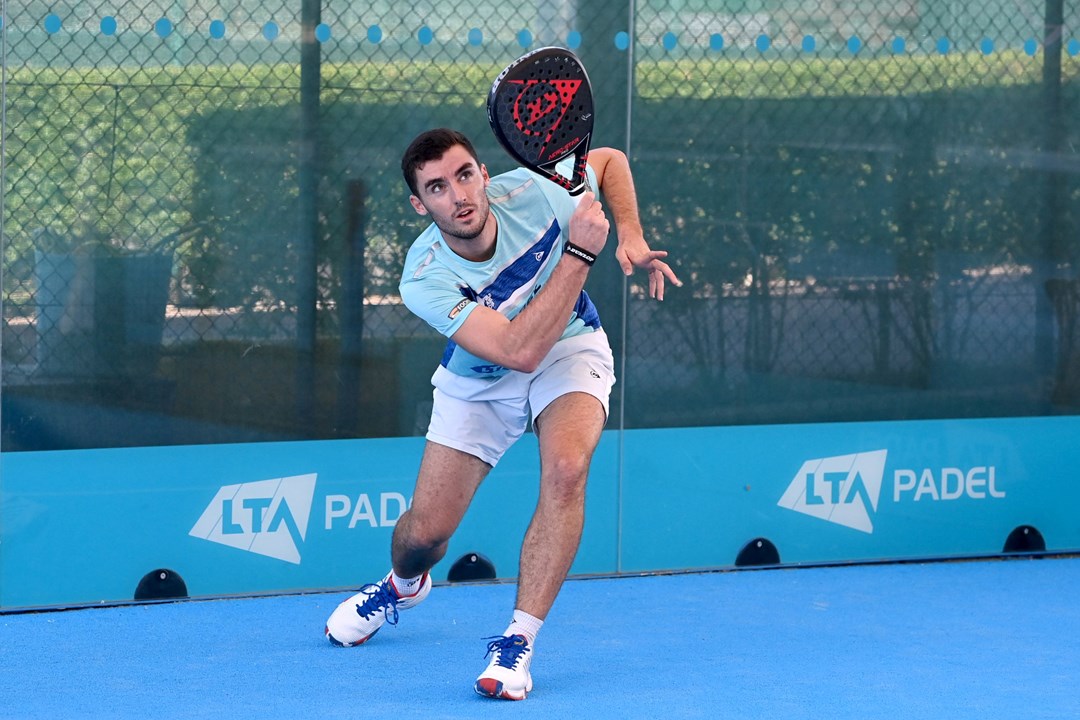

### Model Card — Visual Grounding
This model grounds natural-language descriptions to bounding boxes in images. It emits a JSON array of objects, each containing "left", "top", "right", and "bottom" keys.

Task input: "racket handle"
[{"left": 567, "top": 154, "right": 592, "bottom": 196}]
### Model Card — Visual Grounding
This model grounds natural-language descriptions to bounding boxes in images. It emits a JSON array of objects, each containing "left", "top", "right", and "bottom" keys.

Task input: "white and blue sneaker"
[
  {"left": 474, "top": 634, "right": 534, "bottom": 701},
  {"left": 324, "top": 571, "right": 431, "bottom": 647}
]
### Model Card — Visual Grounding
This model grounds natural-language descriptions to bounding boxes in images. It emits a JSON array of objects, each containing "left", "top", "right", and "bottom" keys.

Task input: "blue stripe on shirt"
[
  {"left": 438, "top": 218, "right": 602, "bottom": 371},
  {"left": 575, "top": 290, "right": 602, "bottom": 329},
  {"left": 475, "top": 220, "right": 561, "bottom": 312}
]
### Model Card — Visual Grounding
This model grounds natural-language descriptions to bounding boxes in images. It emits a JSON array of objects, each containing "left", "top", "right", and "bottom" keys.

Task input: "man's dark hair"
[{"left": 401, "top": 128, "right": 481, "bottom": 196}]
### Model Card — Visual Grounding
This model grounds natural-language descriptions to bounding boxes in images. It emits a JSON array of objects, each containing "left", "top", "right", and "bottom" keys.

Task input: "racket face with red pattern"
[{"left": 487, "top": 46, "right": 594, "bottom": 196}]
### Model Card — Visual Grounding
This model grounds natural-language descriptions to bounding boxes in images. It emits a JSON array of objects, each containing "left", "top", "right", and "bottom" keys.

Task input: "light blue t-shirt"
[{"left": 399, "top": 166, "right": 602, "bottom": 380}]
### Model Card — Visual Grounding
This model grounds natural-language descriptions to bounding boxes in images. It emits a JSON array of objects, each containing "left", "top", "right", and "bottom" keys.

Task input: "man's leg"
[
  {"left": 516, "top": 391, "right": 605, "bottom": 618},
  {"left": 325, "top": 440, "right": 489, "bottom": 646},
  {"left": 474, "top": 391, "right": 605, "bottom": 700},
  {"left": 392, "top": 440, "right": 492, "bottom": 577}
]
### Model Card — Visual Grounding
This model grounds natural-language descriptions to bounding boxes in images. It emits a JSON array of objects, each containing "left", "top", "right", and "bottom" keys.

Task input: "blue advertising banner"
[
  {"left": 0, "top": 436, "right": 618, "bottom": 610},
  {"left": 619, "top": 416, "right": 1080, "bottom": 571},
  {"left": 2, "top": 415, "right": 1077, "bottom": 609}
]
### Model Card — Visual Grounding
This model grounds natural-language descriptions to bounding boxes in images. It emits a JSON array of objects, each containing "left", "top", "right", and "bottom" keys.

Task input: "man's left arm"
[{"left": 587, "top": 148, "right": 682, "bottom": 300}]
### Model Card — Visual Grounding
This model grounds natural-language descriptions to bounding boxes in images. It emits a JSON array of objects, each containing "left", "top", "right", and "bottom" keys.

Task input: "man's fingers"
[
  {"left": 655, "top": 260, "right": 682, "bottom": 288},
  {"left": 637, "top": 249, "right": 668, "bottom": 265},
  {"left": 616, "top": 244, "right": 682, "bottom": 294}
]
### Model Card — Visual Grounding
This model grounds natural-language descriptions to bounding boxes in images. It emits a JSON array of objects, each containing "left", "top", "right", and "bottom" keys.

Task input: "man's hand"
[
  {"left": 586, "top": 148, "right": 682, "bottom": 301},
  {"left": 615, "top": 233, "right": 682, "bottom": 301},
  {"left": 567, "top": 192, "right": 610, "bottom": 258}
]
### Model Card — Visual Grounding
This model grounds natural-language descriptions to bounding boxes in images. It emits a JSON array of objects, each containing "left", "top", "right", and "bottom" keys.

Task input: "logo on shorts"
[{"left": 190, "top": 474, "right": 317, "bottom": 564}]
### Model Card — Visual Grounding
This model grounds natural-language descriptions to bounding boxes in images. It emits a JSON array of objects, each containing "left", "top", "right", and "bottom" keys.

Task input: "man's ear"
[
  {"left": 481, "top": 164, "right": 490, "bottom": 185},
  {"left": 409, "top": 195, "right": 428, "bottom": 216}
]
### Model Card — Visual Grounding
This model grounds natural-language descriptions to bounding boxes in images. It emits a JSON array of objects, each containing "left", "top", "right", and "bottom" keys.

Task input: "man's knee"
[
  {"left": 540, "top": 452, "right": 591, "bottom": 505},
  {"left": 394, "top": 508, "right": 455, "bottom": 553},
  {"left": 549, "top": 446, "right": 594, "bottom": 480}
]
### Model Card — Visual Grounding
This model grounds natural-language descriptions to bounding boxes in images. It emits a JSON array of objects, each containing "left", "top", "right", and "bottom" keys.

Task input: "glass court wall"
[{"left": 2, "top": 0, "right": 1078, "bottom": 452}]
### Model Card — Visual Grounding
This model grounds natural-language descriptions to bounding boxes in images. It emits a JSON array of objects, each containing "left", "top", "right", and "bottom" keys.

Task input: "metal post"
[
  {"left": 337, "top": 180, "right": 366, "bottom": 435},
  {"left": 1035, "top": 0, "right": 1065, "bottom": 394},
  {"left": 295, "top": 0, "right": 321, "bottom": 431}
]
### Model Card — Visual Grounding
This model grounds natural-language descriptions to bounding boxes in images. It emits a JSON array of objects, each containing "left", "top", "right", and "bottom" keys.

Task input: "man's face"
[{"left": 409, "top": 145, "right": 492, "bottom": 243}]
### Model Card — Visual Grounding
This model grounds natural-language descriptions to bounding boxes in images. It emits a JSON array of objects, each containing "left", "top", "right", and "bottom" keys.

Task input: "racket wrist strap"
[{"left": 564, "top": 240, "right": 596, "bottom": 266}]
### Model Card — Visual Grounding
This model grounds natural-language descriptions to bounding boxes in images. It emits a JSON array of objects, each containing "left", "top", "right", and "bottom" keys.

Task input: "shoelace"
[
  {"left": 354, "top": 582, "right": 400, "bottom": 625},
  {"left": 482, "top": 635, "right": 530, "bottom": 670}
]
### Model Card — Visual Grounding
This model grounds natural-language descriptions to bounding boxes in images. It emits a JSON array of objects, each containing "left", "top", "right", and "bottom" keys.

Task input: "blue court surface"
[{"left": 1, "top": 556, "right": 1078, "bottom": 719}]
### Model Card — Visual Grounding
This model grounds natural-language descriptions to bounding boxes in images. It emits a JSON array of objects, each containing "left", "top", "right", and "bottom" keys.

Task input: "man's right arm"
[{"left": 448, "top": 192, "right": 609, "bottom": 373}]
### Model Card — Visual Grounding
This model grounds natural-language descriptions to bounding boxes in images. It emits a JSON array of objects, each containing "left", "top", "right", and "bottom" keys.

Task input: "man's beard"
[
  {"left": 438, "top": 215, "right": 487, "bottom": 240},
  {"left": 435, "top": 200, "right": 491, "bottom": 241}
]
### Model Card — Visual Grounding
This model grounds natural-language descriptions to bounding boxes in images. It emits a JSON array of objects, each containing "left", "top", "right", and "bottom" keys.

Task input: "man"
[{"left": 325, "top": 128, "right": 679, "bottom": 700}]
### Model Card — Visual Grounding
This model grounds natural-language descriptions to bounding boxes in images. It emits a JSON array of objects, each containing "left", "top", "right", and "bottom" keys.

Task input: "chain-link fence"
[{"left": 2, "top": 0, "right": 1078, "bottom": 449}]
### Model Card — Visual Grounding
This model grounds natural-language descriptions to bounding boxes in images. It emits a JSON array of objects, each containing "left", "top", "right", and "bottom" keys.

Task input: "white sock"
[
  {"left": 505, "top": 609, "right": 543, "bottom": 645},
  {"left": 390, "top": 571, "right": 424, "bottom": 597}
]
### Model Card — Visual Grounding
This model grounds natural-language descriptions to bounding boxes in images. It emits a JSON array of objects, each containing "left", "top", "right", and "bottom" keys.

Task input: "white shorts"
[{"left": 426, "top": 329, "right": 615, "bottom": 467}]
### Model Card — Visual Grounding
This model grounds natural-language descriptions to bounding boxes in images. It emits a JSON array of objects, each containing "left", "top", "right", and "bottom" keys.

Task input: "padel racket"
[{"left": 487, "top": 46, "right": 595, "bottom": 196}]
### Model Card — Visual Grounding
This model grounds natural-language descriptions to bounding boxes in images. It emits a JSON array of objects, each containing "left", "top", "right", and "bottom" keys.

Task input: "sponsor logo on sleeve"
[{"left": 448, "top": 298, "right": 471, "bottom": 320}]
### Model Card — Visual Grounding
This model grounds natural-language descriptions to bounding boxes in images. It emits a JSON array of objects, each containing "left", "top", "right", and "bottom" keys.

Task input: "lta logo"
[
  {"left": 777, "top": 450, "right": 887, "bottom": 534},
  {"left": 190, "top": 474, "right": 317, "bottom": 564}
]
